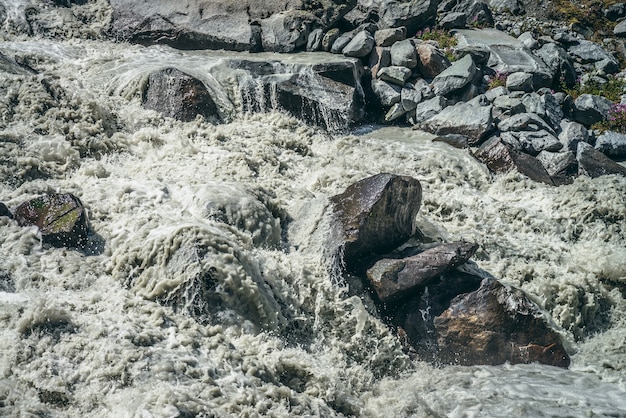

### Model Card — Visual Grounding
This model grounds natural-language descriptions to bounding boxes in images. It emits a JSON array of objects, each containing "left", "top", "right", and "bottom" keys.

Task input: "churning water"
[{"left": 1, "top": 4, "right": 626, "bottom": 417}]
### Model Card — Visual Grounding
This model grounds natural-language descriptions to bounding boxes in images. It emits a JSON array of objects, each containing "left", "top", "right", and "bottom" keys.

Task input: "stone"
[
  {"left": 401, "top": 86, "right": 423, "bottom": 111},
  {"left": 432, "top": 134, "right": 470, "bottom": 148},
  {"left": 595, "top": 58, "right": 620, "bottom": 74},
  {"left": 0, "top": 202, "right": 12, "bottom": 219},
  {"left": 371, "top": 79, "right": 402, "bottom": 106},
  {"left": 375, "top": 27, "right": 406, "bottom": 47},
  {"left": 390, "top": 39, "right": 418, "bottom": 68},
  {"left": 595, "top": 131, "right": 626, "bottom": 158},
  {"left": 537, "top": 151, "right": 578, "bottom": 186},
  {"left": 438, "top": 0, "right": 494, "bottom": 27},
  {"left": 374, "top": 0, "right": 438, "bottom": 34},
  {"left": 369, "top": 46, "right": 391, "bottom": 79},
  {"left": 416, "top": 43, "right": 451, "bottom": 79},
  {"left": 108, "top": 0, "right": 356, "bottom": 52},
  {"left": 0, "top": 51, "right": 34, "bottom": 75},
  {"left": 366, "top": 241, "right": 478, "bottom": 303},
  {"left": 433, "top": 279, "right": 570, "bottom": 367},
  {"left": 509, "top": 130, "right": 563, "bottom": 156},
  {"left": 412, "top": 95, "right": 446, "bottom": 124},
  {"left": 307, "top": 28, "right": 324, "bottom": 51},
  {"left": 519, "top": 93, "right": 563, "bottom": 131},
  {"left": 505, "top": 71, "right": 534, "bottom": 92},
  {"left": 384, "top": 103, "right": 408, "bottom": 122},
  {"left": 322, "top": 28, "right": 341, "bottom": 51},
  {"left": 473, "top": 137, "right": 555, "bottom": 184},
  {"left": 606, "top": 3, "right": 626, "bottom": 21},
  {"left": 455, "top": 45, "right": 491, "bottom": 66},
  {"left": 573, "top": 94, "right": 613, "bottom": 127},
  {"left": 558, "top": 120, "right": 589, "bottom": 152},
  {"left": 13, "top": 193, "right": 89, "bottom": 248},
  {"left": 492, "top": 95, "right": 524, "bottom": 116},
  {"left": 567, "top": 40, "right": 618, "bottom": 65},
  {"left": 331, "top": 33, "right": 354, "bottom": 54},
  {"left": 438, "top": 12, "right": 467, "bottom": 30},
  {"left": 342, "top": 30, "right": 375, "bottom": 57},
  {"left": 614, "top": 19, "right": 626, "bottom": 37},
  {"left": 330, "top": 173, "right": 422, "bottom": 270},
  {"left": 142, "top": 68, "right": 220, "bottom": 122},
  {"left": 497, "top": 112, "right": 555, "bottom": 135},
  {"left": 420, "top": 100, "right": 492, "bottom": 145},
  {"left": 485, "top": 86, "right": 509, "bottom": 101},
  {"left": 517, "top": 31, "right": 538, "bottom": 49},
  {"left": 378, "top": 66, "right": 412, "bottom": 86},
  {"left": 577, "top": 142, "right": 626, "bottom": 178},
  {"left": 432, "top": 54, "right": 476, "bottom": 96}
]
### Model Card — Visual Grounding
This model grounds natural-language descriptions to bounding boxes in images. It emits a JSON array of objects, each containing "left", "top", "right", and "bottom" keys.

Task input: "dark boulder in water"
[
  {"left": 0, "top": 202, "right": 12, "bottom": 219},
  {"left": 330, "top": 173, "right": 422, "bottom": 271},
  {"left": 13, "top": 193, "right": 88, "bottom": 248},
  {"left": 366, "top": 241, "right": 478, "bottom": 303},
  {"left": 142, "top": 67, "right": 220, "bottom": 123}
]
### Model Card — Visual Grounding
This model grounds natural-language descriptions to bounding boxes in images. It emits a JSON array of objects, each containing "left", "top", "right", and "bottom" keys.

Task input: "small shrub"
[
  {"left": 416, "top": 27, "right": 457, "bottom": 50},
  {"left": 563, "top": 77, "right": 626, "bottom": 102},
  {"left": 487, "top": 71, "right": 507, "bottom": 89},
  {"left": 594, "top": 103, "right": 626, "bottom": 133}
]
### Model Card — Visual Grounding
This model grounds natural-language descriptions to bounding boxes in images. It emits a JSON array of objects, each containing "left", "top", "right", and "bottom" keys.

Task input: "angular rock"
[
  {"left": 384, "top": 103, "right": 408, "bottom": 122},
  {"left": 416, "top": 43, "right": 451, "bottom": 79},
  {"left": 492, "top": 95, "right": 524, "bottom": 116},
  {"left": 606, "top": 3, "right": 626, "bottom": 21},
  {"left": 401, "top": 86, "right": 423, "bottom": 111},
  {"left": 567, "top": 40, "right": 618, "bottom": 64},
  {"left": 535, "top": 43, "right": 577, "bottom": 87},
  {"left": 537, "top": 151, "right": 578, "bottom": 186},
  {"left": 374, "top": 0, "right": 438, "bottom": 33},
  {"left": 505, "top": 71, "right": 534, "bottom": 92},
  {"left": 390, "top": 39, "right": 418, "bottom": 68},
  {"left": 438, "top": 0, "right": 494, "bottom": 27},
  {"left": 433, "top": 279, "right": 570, "bottom": 367},
  {"left": 498, "top": 112, "right": 556, "bottom": 135},
  {"left": 614, "top": 19, "right": 626, "bottom": 37},
  {"left": 307, "top": 28, "right": 324, "bottom": 51},
  {"left": 322, "top": 28, "right": 341, "bottom": 51},
  {"left": 371, "top": 79, "right": 402, "bottom": 106},
  {"left": 13, "top": 193, "right": 89, "bottom": 248},
  {"left": 559, "top": 120, "right": 589, "bottom": 152},
  {"left": 369, "top": 46, "right": 391, "bottom": 79},
  {"left": 143, "top": 67, "right": 220, "bottom": 122},
  {"left": 594, "top": 131, "right": 626, "bottom": 158},
  {"left": 485, "top": 85, "right": 509, "bottom": 101},
  {"left": 378, "top": 66, "right": 412, "bottom": 86},
  {"left": 420, "top": 100, "right": 492, "bottom": 144},
  {"left": 517, "top": 32, "right": 538, "bottom": 49},
  {"left": 438, "top": 11, "right": 467, "bottom": 29},
  {"left": 432, "top": 54, "right": 476, "bottom": 96},
  {"left": 412, "top": 95, "right": 446, "bottom": 124},
  {"left": 366, "top": 241, "right": 478, "bottom": 303},
  {"left": 375, "top": 27, "right": 406, "bottom": 47},
  {"left": 577, "top": 142, "right": 626, "bottom": 178},
  {"left": 509, "top": 130, "right": 563, "bottom": 155},
  {"left": 432, "top": 133, "right": 470, "bottom": 148},
  {"left": 573, "top": 94, "right": 612, "bottom": 127},
  {"left": 330, "top": 174, "right": 422, "bottom": 270},
  {"left": 342, "top": 30, "right": 375, "bottom": 57},
  {"left": 259, "top": 12, "right": 317, "bottom": 52},
  {"left": 595, "top": 58, "right": 619, "bottom": 74},
  {"left": 0, "top": 202, "right": 12, "bottom": 219},
  {"left": 473, "top": 137, "right": 555, "bottom": 184},
  {"left": 331, "top": 33, "right": 354, "bottom": 54}
]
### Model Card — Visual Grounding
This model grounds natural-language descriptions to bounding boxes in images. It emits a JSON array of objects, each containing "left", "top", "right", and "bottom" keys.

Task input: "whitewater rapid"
[{"left": 1, "top": 34, "right": 626, "bottom": 418}]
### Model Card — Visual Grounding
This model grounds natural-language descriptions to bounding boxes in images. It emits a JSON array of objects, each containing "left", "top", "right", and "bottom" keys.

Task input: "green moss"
[
  {"left": 548, "top": 0, "right": 620, "bottom": 38},
  {"left": 563, "top": 77, "right": 626, "bottom": 102}
]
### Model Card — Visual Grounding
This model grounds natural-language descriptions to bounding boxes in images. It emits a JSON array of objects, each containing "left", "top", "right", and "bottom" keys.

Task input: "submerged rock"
[
  {"left": 0, "top": 202, "right": 12, "bottom": 219},
  {"left": 330, "top": 173, "right": 422, "bottom": 271},
  {"left": 13, "top": 193, "right": 89, "bottom": 248}
]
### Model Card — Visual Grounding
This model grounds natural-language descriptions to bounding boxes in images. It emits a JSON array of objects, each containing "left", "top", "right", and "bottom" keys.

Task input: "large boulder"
[
  {"left": 355, "top": 0, "right": 438, "bottom": 34},
  {"left": 108, "top": 0, "right": 356, "bottom": 52},
  {"left": 330, "top": 174, "right": 422, "bottom": 270},
  {"left": 594, "top": 131, "right": 626, "bottom": 159},
  {"left": 431, "top": 54, "right": 476, "bottom": 96},
  {"left": 537, "top": 150, "right": 578, "bottom": 186},
  {"left": 573, "top": 94, "right": 612, "bottom": 127},
  {"left": 416, "top": 43, "right": 451, "bottom": 78},
  {"left": 142, "top": 68, "right": 220, "bottom": 122},
  {"left": 419, "top": 99, "right": 492, "bottom": 144},
  {"left": 0, "top": 202, "right": 13, "bottom": 219},
  {"left": 577, "top": 142, "right": 626, "bottom": 178},
  {"left": 13, "top": 193, "right": 89, "bottom": 248}
]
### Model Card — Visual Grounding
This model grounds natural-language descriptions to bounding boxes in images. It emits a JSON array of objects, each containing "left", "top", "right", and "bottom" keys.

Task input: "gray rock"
[
  {"left": 573, "top": 94, "right": 613, "bottom": 127},
  {"left": 438, "top": 12, "right": 467, "bottom": 30},
  {"left": 537, "top": 150, "right": 578, "bottom": 185},
  {"left": 372, "top": 79, "right": 402, "bottom": 106},
  {"left": 517, "top": 32, "right": 538, "bottom": 49},
  {"left": 567, "top": 40, "right": 618, "bottom": 64},
  {"left": 260, "top": 12, "right": 315, "bottom": 52},
  {"left": 412, "top": 95, "right": 446, "bottom": 124},
  {"left": 385, "top": 103, "right": 408, "bottom": 122},
  {"left": 432, "top": 54, "right": 476, "bottom": 96},
  {"left": 595, "top": 131, "right": 626, "bottom": 158},
  {"left": 455, "top": 45, "right": 491, "bottom": 65},
  {"left": 413, "top": 78, "right": 435, "bottom": 100},
  {"left": 343, "top": 30, "right": 375, "bottom": 57},
  {"left": 322, "top": 28, "right": 341, "bottom": 51},
  {"left": 0, "top": 202, "right": 13, "bottom": 219},
  {"left": 331, "top": 33, "right": 354, "bottom": 54},
  {"left": 401, "top": 86, "right": 423, "bottom": 111},
  {"left": 390, "top": 39, "right": 418, "bottom": 68},
  {"left": 534, "top": 42, "right": 577, "bottom": 87},
  {"left": 493, "top": 95, "right": 525, "bottom": 115},
  {"left": 488, "top": 0, "right": 524, "bottom": 15},
  {"left": 521, "top": 93, "right": 563, "bottom": 131},
  {"left": 559, "top": 120, "right": 589, "bottom": 152},
  {"left": 510, "top": 130, "right": 563, "bottom": 155},
  {"left": 369, "top": 46, "right": 391, "bottom": 78},
  {"left": 498, "top": 112, "right": 556, "bottom": 135},
  {"left": 420, "top": 100, "right": 492, "bottom": 144},
  {"left": 485, "top": 86, "right": 509, "bottom": 101},
  {"left": 577, "top": 142, "right": 626, "bottom": 177},
  {"left": 606, "top": 3, "right": 626, "bottom": 21},
  {"left": 330, "top": 173, "right": 423, "bottom": 270},
  {"left": 307, "top": 28, "right": 324, "bottom": 51},
  {"left": 432, "top": 134, "right": 470, "bottom": 148},
  {"left": 366, "top": 242, "right": 478, "bottom": 303},
  {"left": 375, "top": 27, "right": 406, "bottom": 46},
  {"left": 378, "top": 66, "right": 413, "bottom": 86},
  {"left": 614, "top": 19, "right": 626, "bottom": 37},
  {"left": 416, "top": 43, "right": 451, "bottom": 79},
  {"left": 595, "top": 58, "right": 619, "bottom": 74},
  {"left": 375, "top": 0, "right": 439, "bottom": 33},
  {"left": 506, "top": 71, "right": 534, "bottom": 92},
  {"left": 473, "top": 137, "right": 554, "bottom": 184},
  {"left": 438, "top": 0, "right": 494, "bottom": 27}
]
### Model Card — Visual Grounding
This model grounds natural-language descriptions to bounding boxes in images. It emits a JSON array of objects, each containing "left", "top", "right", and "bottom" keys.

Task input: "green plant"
[
  {"left": 487, "top": 71, "right": 507, "bottom": 89},
  {"left": 563, "top": 77, "right": 626, "bottom": 102},
  {"left": 416, "top": 27, "right": 457, "bottom": 50},
  {"left": 594, "top": 103, "right": 626, "bottom": 133}
]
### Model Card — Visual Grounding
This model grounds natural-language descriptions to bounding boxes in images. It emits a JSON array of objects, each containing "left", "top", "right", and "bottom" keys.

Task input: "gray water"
[{"left": 1, "top": 2, "right": 626, "bottom": 417}]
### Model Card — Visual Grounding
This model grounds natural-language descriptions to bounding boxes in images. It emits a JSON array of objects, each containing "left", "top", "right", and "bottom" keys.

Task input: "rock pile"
[{"left": 330, "top": 173, "right": 570, "bottom": 367}]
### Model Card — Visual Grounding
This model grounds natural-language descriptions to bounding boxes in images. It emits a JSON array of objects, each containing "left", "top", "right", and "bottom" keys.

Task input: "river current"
[{"left": 1, "top": 4, "right": 626, "bottom": 417}]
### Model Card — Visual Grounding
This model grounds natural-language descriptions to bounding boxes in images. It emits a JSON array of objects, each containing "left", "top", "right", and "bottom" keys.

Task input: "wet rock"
[
  {"left": 416, "top": 43, "right": 451, "bottom": 79},
  {"left": 330, "top": 173, "right": 422, "bottom": 270},
  {"left": 0, "top": 202, "right": 12, "bottom": 219},
  {"left": 473, "top": 137, "right": 554, "bottom": 184},
  {"left": 559, "top": 120, "right": 589, "bottom": 152},
  {"left": 537, "top": 150, "right": 578, "bottom": 185},
  {"left": 13, "top": 193, "right": 89, "bottom": 248},
  {"left": 573, "top": 94, "right": 612, "bottom": 127},
  {"left": 369, "top": 46, "right": 391, "bottom": 78},
  {"left": 366, "top": 241, "right": 478, "bottom": 303},
  {"left": 433, "top": 279, "right": 570, "bottom": 367},
  {"left": 577, "top": 142, "right": 626, "bottom": 178},
  {"left": 378, "top": 66, "right": 412, "bottom": 86},
  {"left": 433, "top": 133, "right": 470, "bottom": 148},
  {"left": 342, "top": 30, "right": 375, "bottom": 57},
  {"left": 0, "top": 51, "right": 35, "bottom": 75},
  {"left": 412, "top": 95, "right": 446, "bottom": 124},
  {"left": 142, "top": 68, "right": 220, "bottom": 122},
  {"left": 375, "top": 27, "right": 406, "bottom": 47},
  {"left": 420, "top": 99, "right": 492, "bottom": 144},
  {"left": 595, "top": 131, "right": 626, "bottom": 158},
  {"left": 371, "top": 79, "right": 402, "bottom": 106},
  {"left": 390, "top": 39, "right": 418, "bottom": 69},
  {"left": 505, "top": 71, "right": 533, "bottom": 92},
  {"left": 438, "top": 0, "right": 494, "bottom": 27},
  {"left": 432, "top": 54, "right": 476, "bottom": 97}
]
